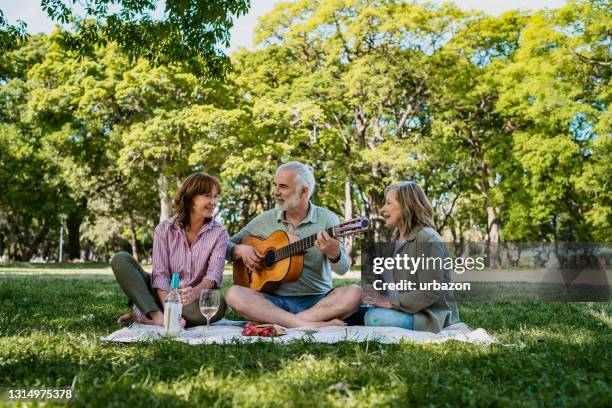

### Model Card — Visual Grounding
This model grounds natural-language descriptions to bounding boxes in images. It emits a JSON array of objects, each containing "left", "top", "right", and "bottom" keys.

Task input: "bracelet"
[{"left": 330, "top": 253, "right": 342, "bottom": 263}]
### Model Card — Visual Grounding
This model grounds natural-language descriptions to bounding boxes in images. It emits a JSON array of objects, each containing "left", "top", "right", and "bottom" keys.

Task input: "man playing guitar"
[{"left": 225, "top": 162, "right": 362, "bottom": 328}]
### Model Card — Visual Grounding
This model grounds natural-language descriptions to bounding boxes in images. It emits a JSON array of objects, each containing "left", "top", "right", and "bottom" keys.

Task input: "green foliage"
[
  {"left": 3, "top": 0, "right": 251, "bottom": 77},
  {"left": 1, "top": 31, "right": 245, "bottom": 259},
  {"left": 0, "top": 10, "right": 27, "bottom": 57},
  {"left": 230, "top": 0, "right": 610, "bottom": 243},
  {"left": 496, "top": 0, "right": 611, "bottom": 240},
  {"left": 0, "top": 0, "right": 610, "bottom": 261}
]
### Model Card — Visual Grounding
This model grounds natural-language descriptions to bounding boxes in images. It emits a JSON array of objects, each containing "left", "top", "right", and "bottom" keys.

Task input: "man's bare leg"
[
  {"left": 297, "top": 285, "right": 362, "bottom": 322},
  {"left": 225, "top": 286, "right": 343, "bottom": 328}
]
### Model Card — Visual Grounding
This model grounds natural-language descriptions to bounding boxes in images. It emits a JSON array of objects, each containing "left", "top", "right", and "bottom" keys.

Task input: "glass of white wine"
[{"left": 199, "top": 289, "right": 220, "bottom": 339}]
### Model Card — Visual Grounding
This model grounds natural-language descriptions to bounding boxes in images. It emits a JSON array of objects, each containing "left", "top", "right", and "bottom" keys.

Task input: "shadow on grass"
[
  {"left": 0, "top": 332, "right": 610, "bottom": 407},
  {"left": 0, "top": 262, "right": 111, "bottom": 269},
  {"left": 1, "top": 272, "right": 611, "bottom": 406},
  {"left": 1, "top": 275, "right": 610, "bottom": 338},
  {"left": 459, "top": 300, "right": 612, "bottom": 336}
]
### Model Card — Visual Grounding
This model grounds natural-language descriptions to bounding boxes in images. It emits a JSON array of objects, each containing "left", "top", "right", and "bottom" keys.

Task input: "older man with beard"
[{"left": 225, "top": 162, "right": 362, "bottom": 328}]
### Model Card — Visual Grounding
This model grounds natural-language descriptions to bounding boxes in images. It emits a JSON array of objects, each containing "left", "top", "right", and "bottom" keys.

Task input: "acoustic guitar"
[{"left": 232, "top": 217, "right": 370, "bottom": 293}]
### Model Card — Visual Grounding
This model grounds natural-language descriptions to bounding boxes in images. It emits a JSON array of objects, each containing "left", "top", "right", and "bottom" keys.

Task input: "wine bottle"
[{"left": 163, "top": 272, "right": 183, "bottom": 337}]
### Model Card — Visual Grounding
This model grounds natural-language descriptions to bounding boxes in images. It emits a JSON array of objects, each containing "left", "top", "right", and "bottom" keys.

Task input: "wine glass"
[{"left": 199, "top": 289, "right": 220, "bottom": 339}]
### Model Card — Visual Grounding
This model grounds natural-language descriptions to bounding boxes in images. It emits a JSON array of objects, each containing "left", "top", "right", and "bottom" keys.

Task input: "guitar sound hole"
[{"left": 262, "top": 250, "right": 276, "bottom": 268}]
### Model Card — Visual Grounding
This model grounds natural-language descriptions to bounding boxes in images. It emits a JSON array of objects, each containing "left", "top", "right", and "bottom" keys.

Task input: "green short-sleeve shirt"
[{"left": 227, "top": 203, "right": 350, "bottom": 296}]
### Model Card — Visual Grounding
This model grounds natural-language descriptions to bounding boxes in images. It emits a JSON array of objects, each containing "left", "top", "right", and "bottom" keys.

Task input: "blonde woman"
[{"left": 365, "top": 181, "right": 460, "bottom": 333}]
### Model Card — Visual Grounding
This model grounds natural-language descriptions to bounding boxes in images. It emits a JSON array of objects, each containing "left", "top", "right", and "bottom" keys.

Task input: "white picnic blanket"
[{"left": 101, "top": 319, "right": 497, "bottom": 345}]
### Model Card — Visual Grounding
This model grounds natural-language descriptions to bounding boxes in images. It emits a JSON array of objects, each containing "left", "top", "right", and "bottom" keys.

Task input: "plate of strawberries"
[{"left": 241, "top": 321, "right": 287, "bottom": 337}]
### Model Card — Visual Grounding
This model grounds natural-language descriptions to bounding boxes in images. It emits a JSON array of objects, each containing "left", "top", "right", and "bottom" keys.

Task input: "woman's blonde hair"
[{"left": 385, "top": 181, "right": 436, "bottom": 239}]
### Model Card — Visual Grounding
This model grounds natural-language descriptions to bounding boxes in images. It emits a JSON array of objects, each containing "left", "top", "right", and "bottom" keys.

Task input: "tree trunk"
[
  {"left": 67, "top": 211, "right": 82, "bottom": 260},
  {"left": 158, "top": 172, "right": 171, "bottom": 223},
  {"left": 487, "top": 205, "right": 501, "bottom": 268},
  {"left": 66, "top": 198, "right": 88, "bottom": 260},
  {"left": 451, "top": 226, "right": 460, "bottom": 257},
  {"left": 128, "top": 214, "right": 139, "bottom": 262},
  {"left": 343, "top": 178, "right": 354, "bottom": 265},
  {"left": 368, "top": 191, "right": 389, "bottom": 241},
  {"left": 476, "top": 156, "right": 501, "bottom": 269},
  {"left": 83, "top": 240, "right": 91, "bottom": 261},
  {"left": 368, "top": 161, "right": 389, "bottom": 241},
  {"left": 22, "top": 222, "right": 50, "bottom": 261},
  {"left": 553, "top": 213, "right": 559, "bottom": 254},
  {"left": 41, "top": 237, "right": 50, "bottom": 260}
]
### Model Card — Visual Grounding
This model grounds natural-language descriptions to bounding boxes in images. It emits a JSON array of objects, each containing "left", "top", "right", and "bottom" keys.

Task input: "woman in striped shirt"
[{"left": 111, "top": 172, "right": 229, "bottom": 327}]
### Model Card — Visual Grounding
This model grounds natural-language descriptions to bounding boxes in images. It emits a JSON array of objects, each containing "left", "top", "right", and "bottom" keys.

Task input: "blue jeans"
[
  {"left": 263, "top": 292, "right": 329, "bottom": 314},
  {"left": 364, "top": 307, "right": 414, "bottom": 330}
]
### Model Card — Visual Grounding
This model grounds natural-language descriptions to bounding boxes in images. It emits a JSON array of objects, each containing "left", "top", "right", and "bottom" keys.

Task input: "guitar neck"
[{"left": 275, "top": 226, "right": 335, "bottom": 261}]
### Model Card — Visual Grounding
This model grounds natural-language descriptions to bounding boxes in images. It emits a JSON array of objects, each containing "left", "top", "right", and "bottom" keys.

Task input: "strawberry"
[
  {"left": 259, "top": 327, "right": 274, "bottom": 337},
  {"left": 242, "top": 326, "right": 257, "bottom": 336}
]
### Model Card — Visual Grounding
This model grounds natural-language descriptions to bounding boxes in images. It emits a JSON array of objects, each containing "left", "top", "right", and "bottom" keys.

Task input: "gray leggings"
[{"left": 110, "top": 252, "right": 226, "bottom": 327}]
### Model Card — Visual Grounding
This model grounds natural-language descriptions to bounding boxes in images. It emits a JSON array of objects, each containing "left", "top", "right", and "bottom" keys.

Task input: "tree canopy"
[
  {"left": 1, "top": 0, "right": 251, "bottom": 76},
  {"left": 0, "top": 0, "right": 609, "bottom": 262}
]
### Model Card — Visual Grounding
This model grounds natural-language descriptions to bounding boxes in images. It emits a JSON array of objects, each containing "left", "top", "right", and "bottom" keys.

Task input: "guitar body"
[
  {"left": 232, "top": 230, "right": 304, "bottom": 294},
  {"left": 232, "top": 217, "right": 369, "bottom": 294}
]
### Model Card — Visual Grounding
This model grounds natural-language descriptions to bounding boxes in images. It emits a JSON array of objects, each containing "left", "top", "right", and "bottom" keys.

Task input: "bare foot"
[
  {"left": 326, "top": 319, "right": 345, "bottom": 326},
  {"left": 117, "top": 313, "right": 156, "bottom": 326},
  {"left": 117, "top": 313, "right": 133, "bottom": 325},
  {"left": 297, "top": 319, "right": 345, "bottom": 329},
  {"left": 149, "top": 311, "right": 187, "bottom": 329},
  {"left": 117, "top": 312, "right": 186, "bottom": 328}
]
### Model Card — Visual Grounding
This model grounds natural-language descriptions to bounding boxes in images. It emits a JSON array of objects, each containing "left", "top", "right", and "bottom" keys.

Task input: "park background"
[
  {"left": 1, "top": 0, "right": 609, "bottom": 264},
  {"left": 0, "top": 1, "right": 610, "bottom": 406}
]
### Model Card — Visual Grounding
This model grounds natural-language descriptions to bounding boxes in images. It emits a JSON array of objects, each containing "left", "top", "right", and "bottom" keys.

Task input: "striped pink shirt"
[{"left": 132, "top": 216, "right": 228, "bottom": 320}]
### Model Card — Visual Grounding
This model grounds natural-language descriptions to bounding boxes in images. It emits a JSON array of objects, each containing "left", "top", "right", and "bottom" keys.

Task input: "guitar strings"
[
  {"left": 272, "top": 226, "right": 335, "bottom": 263},
  {"left": 259, "top": 218, "right": 368, "bottom": 267}
]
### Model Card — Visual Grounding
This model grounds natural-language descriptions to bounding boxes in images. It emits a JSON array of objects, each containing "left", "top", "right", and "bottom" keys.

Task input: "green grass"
[{"left": 0, "top": 264, "right": 610, "bottom": 407}]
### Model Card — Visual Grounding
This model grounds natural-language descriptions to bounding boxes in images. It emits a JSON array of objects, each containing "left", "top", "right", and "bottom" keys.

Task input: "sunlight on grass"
[
  {"left": 1, "top": 266, "right": 610, "bottom": 406},
  {"left": 587, "top": 309, "right": 611, "bottom": 329}
]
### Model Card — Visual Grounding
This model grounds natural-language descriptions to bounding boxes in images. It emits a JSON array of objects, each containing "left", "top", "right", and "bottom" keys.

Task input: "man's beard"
[{"left": 275, "top": 191, "right": 301, "bottom": 212}]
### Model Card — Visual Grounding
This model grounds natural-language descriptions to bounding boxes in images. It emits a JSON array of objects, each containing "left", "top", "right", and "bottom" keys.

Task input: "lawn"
[{"left": 0, "top": 264, "right": 610, "bottom": 407}]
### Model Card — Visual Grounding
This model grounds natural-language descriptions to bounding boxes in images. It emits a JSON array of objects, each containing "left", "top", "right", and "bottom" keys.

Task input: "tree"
[
  {"left": 2, "top": 0, "right": 250, "bottom": 77},
  {"left": 0, "top": 10, "right": 27, "bottom": 55},
  {"left": 414, "top": 10, "right": 529, "bottom": 265},
  {"left": 22, "top": 31, "right": 247, "bottom": 257},
  {"left": 240, "top": 0, "right": 471, "bottom": 237},
  {"left": 2, "top": 0, "right": 609, "bottom": 262},
  {"left": 0, "top": 35, "right": 65, "bottom": 260},
  {"left": 496, "top": 0, "right": 611, "bottom": 242},
  {"left": 2, "top": 27, "right": 254, "bottom": 260},
  {"left": 24, "top": 34, "right": 130, "bottom": 259}
]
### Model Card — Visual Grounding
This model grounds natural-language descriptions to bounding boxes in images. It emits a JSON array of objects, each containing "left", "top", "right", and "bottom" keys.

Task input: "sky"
[{"left": 2, "top": 0, "right": 568, "bottom": 54}]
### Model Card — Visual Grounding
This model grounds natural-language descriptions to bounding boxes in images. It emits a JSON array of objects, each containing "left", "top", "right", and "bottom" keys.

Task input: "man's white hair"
[{"left": 277, "top": 161, "right": 316, "bottom": 199}]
